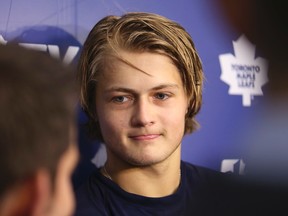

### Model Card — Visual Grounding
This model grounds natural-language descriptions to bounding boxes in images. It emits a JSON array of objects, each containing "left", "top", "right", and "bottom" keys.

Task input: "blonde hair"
[{"left": 78, "top": 12, "right": 204, "bottom": 140}]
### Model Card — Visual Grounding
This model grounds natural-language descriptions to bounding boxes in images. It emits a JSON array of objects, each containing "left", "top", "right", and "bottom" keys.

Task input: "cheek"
[
  {"left": 162, "top": 105, "right": 186, "bottom": 124},
  {"left": 98, "top": 112, "right": 128, "bottom": 137},
  {"left": 160, "top": 106, "right": 187, "bottom": 136},
  {"left": 48, "top": 149, "right": 77, "bottom": 216},
  {"left": 48, "top": 174, "right": 75, "bottom": 216}
]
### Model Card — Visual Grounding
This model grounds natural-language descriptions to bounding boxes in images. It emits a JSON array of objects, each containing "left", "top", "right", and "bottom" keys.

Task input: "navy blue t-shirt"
[{"left": 74, "top": 161, "right": 247, "bottom": 216}]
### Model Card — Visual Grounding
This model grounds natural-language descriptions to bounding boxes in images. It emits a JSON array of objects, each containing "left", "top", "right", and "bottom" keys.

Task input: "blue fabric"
[{"left": 74, "top": 161, "right": 241, "bottom": 216}]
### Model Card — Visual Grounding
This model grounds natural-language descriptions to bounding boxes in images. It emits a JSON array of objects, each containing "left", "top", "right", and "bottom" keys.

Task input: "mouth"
[{"left": 129, "top": 134, "right": 161, "bottom": 141}]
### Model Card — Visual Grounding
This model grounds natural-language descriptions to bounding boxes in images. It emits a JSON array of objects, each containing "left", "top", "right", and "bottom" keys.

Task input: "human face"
[
  {"left": 47, "top": 144, "right": 79, "bottom": 216},
  {"left": 95, "top": 51, "right": 188, "bottom": 166}
]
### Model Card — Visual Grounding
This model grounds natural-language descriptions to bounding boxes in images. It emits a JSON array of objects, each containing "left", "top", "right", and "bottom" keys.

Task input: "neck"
[{"left": 102, "top": 150, "right": 181, "bottom": 197}]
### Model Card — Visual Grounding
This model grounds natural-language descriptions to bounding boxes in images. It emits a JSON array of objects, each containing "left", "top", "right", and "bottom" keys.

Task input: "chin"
[{"left": 126, "top": 154, "right": 168, "bottom": 167}]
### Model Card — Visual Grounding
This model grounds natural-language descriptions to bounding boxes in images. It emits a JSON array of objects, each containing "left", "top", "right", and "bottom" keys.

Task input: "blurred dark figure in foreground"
[
  {"left": 0, "top": 43, "right": 79, "bottom": 216},
  {"left": 218, "top": 0, "right": 288, "bottom": 214}
]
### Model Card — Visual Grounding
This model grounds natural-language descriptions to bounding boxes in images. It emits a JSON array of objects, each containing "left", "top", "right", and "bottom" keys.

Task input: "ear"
[
  {"left": 0, "top": 169, "right": 52, "bottom": 216},
  {"left": 30, "top": 169, "right": 52, "bottom": 216}
]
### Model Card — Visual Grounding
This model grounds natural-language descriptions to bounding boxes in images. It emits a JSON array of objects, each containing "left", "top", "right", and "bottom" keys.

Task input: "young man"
[
  {"left": 75, "top": 12, "right": 242, "bottom": 215},
  {"left": 0, "top": 43, "right": 79, "bottom": 216}
]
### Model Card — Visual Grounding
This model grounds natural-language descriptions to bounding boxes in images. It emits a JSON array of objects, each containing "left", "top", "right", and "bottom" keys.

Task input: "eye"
[
  {"left": 154, "top": 92, "right": 169, "bottom": 100},
  {"left": 112, "top": 96, "right": 130, "bottom": 103}
]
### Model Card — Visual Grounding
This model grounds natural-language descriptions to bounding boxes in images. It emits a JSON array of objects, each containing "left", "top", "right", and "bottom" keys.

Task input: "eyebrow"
[
  {"left": 104, "top": 84, "right": 180, "bottom": 94},
  {"left": 151, "top": 84, "right": 179, "bottom": 91}
]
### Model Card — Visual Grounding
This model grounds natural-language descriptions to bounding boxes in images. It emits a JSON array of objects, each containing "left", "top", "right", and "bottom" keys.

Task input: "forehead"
[{"left": 100, "top": 51, "right": 183, "bottom": 87}]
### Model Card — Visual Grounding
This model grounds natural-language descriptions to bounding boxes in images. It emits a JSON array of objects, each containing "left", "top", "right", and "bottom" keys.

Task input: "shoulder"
[
  {"left": 74, "top": 169, "right": 108, "bottom": 215},
  {"left": 181, "top": 161, "right": 233, "bottom": 182},
  {"left": 180, "top": 161, "right": 247, "bottom": 214},
  {"left": 181, "top": 161, "right": 244, "bottom": 199}
]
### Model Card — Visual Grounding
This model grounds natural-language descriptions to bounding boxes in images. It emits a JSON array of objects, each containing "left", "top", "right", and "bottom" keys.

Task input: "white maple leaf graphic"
[{"left": 219, "top": 35, "right": 269, "bottom": 106}]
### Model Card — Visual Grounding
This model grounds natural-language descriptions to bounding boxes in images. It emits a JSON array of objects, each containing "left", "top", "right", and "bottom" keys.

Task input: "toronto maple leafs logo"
[{"left": 219, "top": 35, "right": 269, "bottom": 106}]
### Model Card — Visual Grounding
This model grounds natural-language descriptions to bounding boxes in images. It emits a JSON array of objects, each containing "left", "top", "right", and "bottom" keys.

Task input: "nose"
[{"left": 131, "top": 97, "right": 155, "bottom": 127}]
